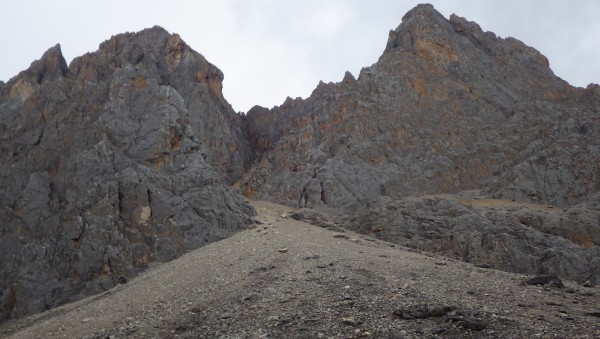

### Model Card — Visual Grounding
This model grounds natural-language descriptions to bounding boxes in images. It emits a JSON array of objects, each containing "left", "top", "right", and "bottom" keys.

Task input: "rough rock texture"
[
  {"left": 240, "top": 4, "right": 600, "bottom": 282},
  {"left": 0, "top": 27, "right": 254, "bottom": 322},
  {"left": 1, "top": 202, "right": 599, "bottom": 338},
  {"left": 351, "top": 193, "right": 600, "bottom": 284}
]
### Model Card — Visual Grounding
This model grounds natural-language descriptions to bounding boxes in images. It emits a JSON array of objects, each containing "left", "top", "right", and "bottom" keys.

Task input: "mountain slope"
[
  {"left": 239, "top": 4, "right": 600, "bottom": 283},
  {"left": 0, "top": 26, "right": 254, "bottom": 321},
  {"left": 1, "top": 201, "right": 599, "bottom": 338}
]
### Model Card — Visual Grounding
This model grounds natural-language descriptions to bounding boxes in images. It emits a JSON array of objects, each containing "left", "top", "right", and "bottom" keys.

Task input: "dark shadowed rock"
[
  {"left": 522, "top": 275, "right": 565, "bottom": 288},
  {"left": 0, "top": 26, "right": 254, "bottom": 322}
]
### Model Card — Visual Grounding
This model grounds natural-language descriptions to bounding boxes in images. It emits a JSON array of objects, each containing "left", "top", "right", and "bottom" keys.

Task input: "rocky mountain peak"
[
  {"left": 401, "top": 3, "right": 446, "bottom": 24},
  {"left": 239, "top": 4, "right": 600, "bottom": 287},
  {"left": 27, "top": 44, "right": 68, "bottom": 83},
  {"left": 385, "top": 3, "right": 450, "bottom": 53},
  {"left": 6, "top": 44, "right": 68, "bottom": 102},
  {"left": 0, "top": 25, "right": 253, "bottom": 321},
  {"left": 65, "top": 25, "right": 225, "bottom": 99},
  {"left": 342, "top": 71, "right": 356, "bottom": 85}
]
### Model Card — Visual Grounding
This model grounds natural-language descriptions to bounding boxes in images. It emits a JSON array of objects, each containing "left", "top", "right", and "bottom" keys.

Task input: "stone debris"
[{"left": 1, "top": 201, "right": 599, "bottom": 338}]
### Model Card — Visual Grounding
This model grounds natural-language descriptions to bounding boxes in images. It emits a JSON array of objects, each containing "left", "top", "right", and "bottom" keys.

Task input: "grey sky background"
[{"left": 1, "top": 0, "right": 598, "bottom": 113}]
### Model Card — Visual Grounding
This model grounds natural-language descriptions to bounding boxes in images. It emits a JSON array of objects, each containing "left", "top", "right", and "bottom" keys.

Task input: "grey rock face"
[
  {"left": 0, "top": 27, "right": 254, "bottom": 321},
  {"left": 240, "top": 4, "right": 600, "bottom": 282},
  {"left": 349, "top": 194, "right": 599, "bottom": 283}
]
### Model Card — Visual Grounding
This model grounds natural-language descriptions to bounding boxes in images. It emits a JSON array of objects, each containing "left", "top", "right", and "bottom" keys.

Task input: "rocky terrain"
[
  {"left": 1, "top": 201, "right": 599, "bottom": 338},
  {"left": 240, "top": 5, "right": 600, "bottom": 284},
  {"left": 0, "top": 27, "right": 254, "bottom": 322},
  {"left": 1, "top": 3, "right": 599, "bottom": 335}
]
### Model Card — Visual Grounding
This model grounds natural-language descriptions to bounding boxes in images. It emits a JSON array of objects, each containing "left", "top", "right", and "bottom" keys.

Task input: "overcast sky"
[{"left": 1, "top": 0, "right": 598, "bottom": 113}]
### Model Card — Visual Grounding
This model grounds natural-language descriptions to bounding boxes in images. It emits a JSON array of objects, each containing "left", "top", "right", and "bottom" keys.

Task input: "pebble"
[
  {"left": 342, "top": 316, "right": 356, "bottom": 326},
  {"left": 583, "top": 280, "right": 595, "bottom": 288},
  {"left": 278, "top": 248, "right": 288, "bottom": 253}
]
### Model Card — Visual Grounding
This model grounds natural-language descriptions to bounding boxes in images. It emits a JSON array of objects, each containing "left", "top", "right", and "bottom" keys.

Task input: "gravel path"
[{"left": 2, "top": 201, "right": 599, "bottom": 338}]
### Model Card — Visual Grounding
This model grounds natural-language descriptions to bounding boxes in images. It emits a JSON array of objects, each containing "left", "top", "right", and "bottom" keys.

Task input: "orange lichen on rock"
[{"left": 132, "top": 76, "right": 148, "bottom": 89}]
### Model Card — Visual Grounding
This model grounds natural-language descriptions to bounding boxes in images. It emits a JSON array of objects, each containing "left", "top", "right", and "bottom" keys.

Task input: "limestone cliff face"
[
  {"left": 240, "top": 5, "right": 600, "bottom": 282},
  {"left": 0, "top": 27, "right": 254, "bottom": 321}
]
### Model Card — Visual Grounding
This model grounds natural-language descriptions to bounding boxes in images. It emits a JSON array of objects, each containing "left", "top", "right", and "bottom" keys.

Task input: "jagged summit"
[
  {"left": 385, "top": 4, "right": 455, "bottom": 53},
  {"left": 28, "top": 44, "right": 68, "bottom": 83}
]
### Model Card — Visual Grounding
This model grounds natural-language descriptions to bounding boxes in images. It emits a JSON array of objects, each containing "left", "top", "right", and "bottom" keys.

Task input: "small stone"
[
  {"left": 517, "top": 303, "right": 534, "bottom": 308},
  {"left": 278, "top": 248, "right": 288, "bottom": 253},
  {"left": 461, "top": 318, "right": 486, "bottom": 331},
  {"left": 81, "top": 317, "right": 92, "bottom": 323},
  {"left": 521, "top": 275, "right": 564, "bottom": 288},
  {"left": 582, "top": 280, "right": 595, "bottom": 287},
  {"left": 342, "top": 315, "right": 356, "bottom": 326},
  {"left": 434, "top": 325, "right": 449, "bottom": 334}
]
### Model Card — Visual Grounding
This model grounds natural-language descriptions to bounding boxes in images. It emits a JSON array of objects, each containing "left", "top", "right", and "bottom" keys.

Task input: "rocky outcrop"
[
  {"left": 240, "top": 4, "right": 600, "bottom": 282},
  {"left": 0, "top": 27, "right": 254, "bottom": 322},
  {"left": 349, "top": 193, "right": 600, "bottom": 284}
]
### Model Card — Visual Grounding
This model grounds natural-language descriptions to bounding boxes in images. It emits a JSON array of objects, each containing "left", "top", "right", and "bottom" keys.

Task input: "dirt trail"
[{"left": 1, "top": 201, "right": 599, "bottom": 338}]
